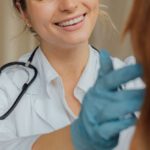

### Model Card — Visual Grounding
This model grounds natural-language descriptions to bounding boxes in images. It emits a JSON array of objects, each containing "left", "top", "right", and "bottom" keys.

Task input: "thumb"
[{"left": 98, "top": 49, "right": 113, "bottom": 78}]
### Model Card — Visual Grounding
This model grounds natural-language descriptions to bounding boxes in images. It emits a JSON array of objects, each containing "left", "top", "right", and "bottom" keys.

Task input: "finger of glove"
[
  {"left": 84, "top": 89, "right": 144, "bottom": 123},
  {"left": 99, "top": 89, "right": 145, "bottom": 103},
  {"left": 96, "top": 117, "right": 136, "bottom": 140},
  {"left": 112, "top": 89, "right": 145, "bottom": 102},
  {"left": 97, "top": 64, "right": 143, "bottom": 90},
  {"left": 98, "top": 90, "right": 144, "bottom": 122},
  {"left": 98, "top": 49, "right": 113, "bottom": 78}
]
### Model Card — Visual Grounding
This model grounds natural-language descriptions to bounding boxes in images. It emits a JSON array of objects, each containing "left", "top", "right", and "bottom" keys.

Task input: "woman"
[
  {"left": 0, "top": 0, "right": 144, "bottom": 149},
  {"left": 124, "top": 0, "right": 150, "bottom": 149}
]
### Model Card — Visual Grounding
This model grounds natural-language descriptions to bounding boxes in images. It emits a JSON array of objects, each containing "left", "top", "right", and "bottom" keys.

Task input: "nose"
[{"left": 59, "top": 0, "right": 78, "bottom": 13}]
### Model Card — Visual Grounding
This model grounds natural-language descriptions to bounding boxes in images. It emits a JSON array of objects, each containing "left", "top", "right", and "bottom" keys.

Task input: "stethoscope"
[
  {"left": 0, "top": 47, "right": 38, "bottom": 120},
  {"left": 0, "top": 46, "right": 98, "bottom": 120}
]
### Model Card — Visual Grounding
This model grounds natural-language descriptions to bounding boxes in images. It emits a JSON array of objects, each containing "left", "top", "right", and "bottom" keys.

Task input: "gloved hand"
[{"left": 71, "top": 50, "right": 145, "bottom": 150}]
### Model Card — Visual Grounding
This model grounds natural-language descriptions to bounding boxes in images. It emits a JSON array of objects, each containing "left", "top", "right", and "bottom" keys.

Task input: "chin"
[
  {"left": 65, "top": 40, "right": 88, "bottom": 48},
  {"left": 63, "top": 33, "right": 90, "bottom": 45}
]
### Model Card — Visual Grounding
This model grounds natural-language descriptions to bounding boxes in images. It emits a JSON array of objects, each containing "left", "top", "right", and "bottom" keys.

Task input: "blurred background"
[{"left": 0, "top": 0, "right": 133, "bottom": 65}]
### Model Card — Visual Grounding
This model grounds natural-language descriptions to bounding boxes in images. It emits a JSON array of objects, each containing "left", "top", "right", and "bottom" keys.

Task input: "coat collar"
[
  {"left": 29, "top": 46, "right": 99, "bottom": 129},
  {"left": 12, "top": 47, "right": 59, "bottom": 95},
  {"left": 76, "top": 45, "right": 99, "bottom": 93},
  {"left": 12, "top": 46, "right": 99, "bottom": 96},
  {"left": 11, "top": 46, "right": 100, "bottom": 129}
]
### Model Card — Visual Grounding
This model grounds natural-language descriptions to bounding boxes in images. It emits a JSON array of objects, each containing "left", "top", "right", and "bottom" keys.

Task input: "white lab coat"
[{"left": 0, "top": 46, "right": 144, "bottom": 150}]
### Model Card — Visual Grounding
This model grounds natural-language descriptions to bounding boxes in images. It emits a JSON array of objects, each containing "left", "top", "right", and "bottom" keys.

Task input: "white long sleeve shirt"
[{"left": 0, "top": 46, "right": 144, "bottom": 150}]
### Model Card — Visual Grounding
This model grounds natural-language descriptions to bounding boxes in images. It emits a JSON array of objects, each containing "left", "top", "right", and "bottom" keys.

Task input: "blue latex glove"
[{"left": 71, "top": 50, "right": 145, "bottom": 150}]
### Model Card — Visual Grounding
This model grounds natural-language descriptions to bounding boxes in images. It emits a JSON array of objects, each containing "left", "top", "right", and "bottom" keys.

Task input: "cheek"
[
  {"left": 83, "top": 0, "right": 99, "bottom": 11},
  {"left": 84, "top": 0, "right": 99, "bottom": 23},
  {"left": 26, "top": 2, "right": 57, "bottom": 27}
]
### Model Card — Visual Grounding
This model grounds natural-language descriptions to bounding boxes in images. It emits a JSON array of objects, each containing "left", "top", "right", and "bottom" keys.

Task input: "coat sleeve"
[
  {"left": 0, "top": 108, "right": 40, "bottom": 150},
  {"left": 0, "top": 109, "right": 40, "bottom": 150},
  {"left": 0, "top": 138, "right": 38, "bottom": 150}
]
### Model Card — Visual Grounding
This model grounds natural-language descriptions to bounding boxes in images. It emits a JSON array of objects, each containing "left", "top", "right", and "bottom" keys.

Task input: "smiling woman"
[
  {"left": 0, "top": 0, "right": 144, "bottom": 150},
  {"left": 12, "top": 0, "right": 99, "bottom": 119}
]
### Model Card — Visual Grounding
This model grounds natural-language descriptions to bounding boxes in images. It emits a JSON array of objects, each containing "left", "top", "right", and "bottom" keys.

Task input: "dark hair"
[
  {"left": 13, "top": 0, "right": 27, "bottom": 11},
  {"left": 12, "top": 0, "right": 37, "bottom": 33},
  {"left": 124, "top": 0, "right": 150, "bottom": 149}
]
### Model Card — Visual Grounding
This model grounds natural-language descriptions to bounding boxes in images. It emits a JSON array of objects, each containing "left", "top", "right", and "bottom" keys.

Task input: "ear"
[{"left": 15, "top": 2, "right": 32, "bottom": 27}]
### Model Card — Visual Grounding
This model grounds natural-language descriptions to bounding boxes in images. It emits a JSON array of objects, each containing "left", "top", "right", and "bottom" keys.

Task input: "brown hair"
[
  {"left": 13, "top": 0, "right": 37, "bottom": 33},
  {"left": 124, "top": 0, "right": 150, "bottom": 149},
  {"left": 13, "top": 0, "right": 27, "bottom": 11}
]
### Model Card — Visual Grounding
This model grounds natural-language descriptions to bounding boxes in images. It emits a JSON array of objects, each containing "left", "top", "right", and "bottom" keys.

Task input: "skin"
[
  {"left": 16, "top": 0, "right": 99, "bottom": 149},
  {"left": 32, "top": 126, "right": 75, "bottom": 150}
]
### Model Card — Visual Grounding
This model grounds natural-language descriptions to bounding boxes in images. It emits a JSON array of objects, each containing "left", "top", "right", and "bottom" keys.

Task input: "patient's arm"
[{"left": 32, "top": 125, "right": 75, "bottom": 150}]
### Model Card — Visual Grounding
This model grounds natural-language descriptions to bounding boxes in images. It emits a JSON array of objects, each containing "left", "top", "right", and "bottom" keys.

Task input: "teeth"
[{"left": 58, "top": 15, "right": 84, "bottom": 27}]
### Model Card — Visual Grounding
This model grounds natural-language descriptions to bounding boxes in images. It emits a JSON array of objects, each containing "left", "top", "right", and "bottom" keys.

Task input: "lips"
[{"left": 55, "top": 13, "right": 87, "bottom": 27}]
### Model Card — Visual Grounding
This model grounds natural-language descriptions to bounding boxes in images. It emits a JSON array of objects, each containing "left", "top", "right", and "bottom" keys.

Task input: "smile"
[{"left": 55, "top": 14, "right": 86, "bottom": 27}]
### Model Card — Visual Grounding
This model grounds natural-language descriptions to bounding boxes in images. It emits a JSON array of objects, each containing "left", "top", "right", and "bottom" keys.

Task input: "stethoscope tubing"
[{"left": 0, "top": 48, "right": 38, "bottom": 120}]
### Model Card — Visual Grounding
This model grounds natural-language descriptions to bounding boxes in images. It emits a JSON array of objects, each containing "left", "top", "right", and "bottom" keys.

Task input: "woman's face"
[{"left": 21, "top": 0, "right": 99, "bottom": 49}]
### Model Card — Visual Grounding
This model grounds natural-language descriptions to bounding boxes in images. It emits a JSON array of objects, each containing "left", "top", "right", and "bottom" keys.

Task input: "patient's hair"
[{"left": 124, "top": 0, "right": 150, "bottom": 149}]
